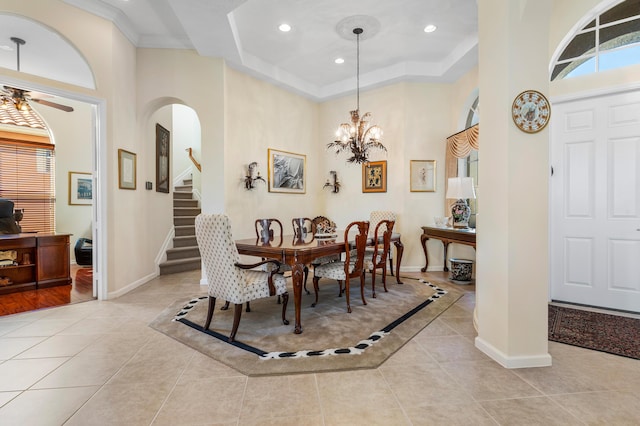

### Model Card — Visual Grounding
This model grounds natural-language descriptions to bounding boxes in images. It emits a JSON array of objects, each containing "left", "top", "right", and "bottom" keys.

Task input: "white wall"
[{"left": 33, "top": 99, "right": 93, "bottom": 263}]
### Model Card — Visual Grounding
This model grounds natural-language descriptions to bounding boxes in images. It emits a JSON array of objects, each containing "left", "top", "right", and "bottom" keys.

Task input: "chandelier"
[{"left": 328, "top": 27, "right": 386, "bottom": 164}]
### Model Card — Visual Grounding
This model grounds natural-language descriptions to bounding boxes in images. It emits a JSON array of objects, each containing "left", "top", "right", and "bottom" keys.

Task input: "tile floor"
[{"left": 0, "top": 270, "right": 639, "bottom": 425}]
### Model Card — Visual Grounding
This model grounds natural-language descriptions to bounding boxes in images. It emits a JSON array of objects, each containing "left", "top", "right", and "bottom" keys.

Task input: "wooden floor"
[{"left": 0, "top": 265, "right": 95, "bottom": 316}]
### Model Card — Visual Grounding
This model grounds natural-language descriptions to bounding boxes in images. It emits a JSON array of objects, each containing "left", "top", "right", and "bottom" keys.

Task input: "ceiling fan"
[{"left": 0, "top": 37, "right": 74, "bottom": 113}]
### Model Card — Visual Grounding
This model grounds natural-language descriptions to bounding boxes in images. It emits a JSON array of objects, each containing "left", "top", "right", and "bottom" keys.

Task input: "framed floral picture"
[
  {"left": 362, "top": 160, "right": 387, "bottom": 193},
  {"left": 68, "top": 172, "right": 92, "bottom": 205},
  {"left": 118, "top": 149, "right": 137, "bottom": 190},
  {"left": 410, "top": 160, "right": 436, "bottom": 192},
  {"left": 268, "top": 148, "right": 306, "bottom": 194},
  {"left": 156, "top": 124, "right": 170, "bottom": 194}
]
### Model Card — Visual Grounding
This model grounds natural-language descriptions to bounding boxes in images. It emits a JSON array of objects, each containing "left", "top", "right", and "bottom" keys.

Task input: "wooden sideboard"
[
  {"left": 420, "top": 226, "right": 476, "bottom": 272},
  {"left": 0, "top": 233, "right": 72, "bottom": 294}
]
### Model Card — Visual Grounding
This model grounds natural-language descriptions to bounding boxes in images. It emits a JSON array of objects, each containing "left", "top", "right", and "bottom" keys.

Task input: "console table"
[{"left": 420, "top": 226, "right": 476, "bottom": 272}]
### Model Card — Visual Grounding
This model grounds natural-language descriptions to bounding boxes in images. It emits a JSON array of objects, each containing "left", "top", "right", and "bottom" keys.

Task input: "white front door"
[{"left": 551, "top": 89, "right": 640, "bottom": 313}]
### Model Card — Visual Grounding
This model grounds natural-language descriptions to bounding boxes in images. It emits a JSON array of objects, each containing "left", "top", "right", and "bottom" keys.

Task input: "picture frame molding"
[
  {"left": 410, "top": 160, "right": 436, "bottom": 192},
  {"left": 68, "top": 171, "right": 92, "bottom": 205},
  {"left": 267, "top": 148, "right": 306, "bottom": 194},
  {"left": 362, "top": 160, "right": 387, "bottom": 193},
  {"left": 156, "top": 123, "right": 170, "bottom": 194},
  {"left": 118, "top": 148, "right": 137, "bottom": 190}
]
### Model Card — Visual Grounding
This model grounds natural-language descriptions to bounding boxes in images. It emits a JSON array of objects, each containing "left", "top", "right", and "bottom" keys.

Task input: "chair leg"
[
  {"left": 371, "top": 267, "right": 377, "bottom": 298},
  {"left": 345, "top": 278, "right": 352, "bottom": 313},
  {"left": 203, "top": 296, "right": 216, "bottom": 330},
  {"left": 303, "top": 266, "right": 310, "bottom": 295},
  {"left": 246, "top": 301, "right": 251, "bottom": 312},
  {"left": 360, "top": 272, "right": 367, "bottom": 306},
  {"left": 229, "top": 303, "right": 243, "bottom": 342},
  {"left": 381, "top": 264, "right": 388, "bottom": 292},
  {"left": 311, "top": 276, "right": 320, "bottom": 307},
  {"left": 389, "top": 255, "right": 394, "bottom": 276},
  {"left": 221, "top": 301, "right": 230, "bottom": 310},
  {"left": 281, "top": 292, "right": 290, "bottom": 325},
  {"left": 338, "top": 280, "right": 344, "bottom": 297}
]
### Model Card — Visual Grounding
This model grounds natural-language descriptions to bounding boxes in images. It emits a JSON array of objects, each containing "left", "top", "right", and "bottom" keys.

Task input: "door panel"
[{"left": 551, "top": 89, "right": 640, "bottom": 313}]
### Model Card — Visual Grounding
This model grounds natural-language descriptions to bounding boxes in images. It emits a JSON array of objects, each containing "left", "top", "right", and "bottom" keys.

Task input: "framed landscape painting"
[
  {"left": 267, "top": 148, "right": 306, "bottom": 194},
  {"left": 410, "top": 160, "right": 436, "bottom": 192},
  {"left": 69, "top": 172, "right": 92, "bottom": 205},
  {"left": 362, "top": 160, "right": 387, "bottom": 193}
]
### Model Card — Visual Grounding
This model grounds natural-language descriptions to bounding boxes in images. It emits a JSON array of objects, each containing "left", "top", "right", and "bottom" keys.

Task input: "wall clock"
[{"left": 512, "top": 90, "right": 550, "bottom": 133}]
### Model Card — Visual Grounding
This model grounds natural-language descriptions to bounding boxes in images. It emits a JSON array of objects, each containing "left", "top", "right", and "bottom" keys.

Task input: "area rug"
[
  {"left": 548, "top": 304, "right": 640, "bottom": 360},
  {"left": 149, "top": 276, "right": 462, "bottom": 376}
]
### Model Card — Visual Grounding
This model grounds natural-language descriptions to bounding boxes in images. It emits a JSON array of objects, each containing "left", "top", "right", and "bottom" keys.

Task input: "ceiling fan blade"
[{"left": 31, "top": 98, "right": 74, "bottom": 112}]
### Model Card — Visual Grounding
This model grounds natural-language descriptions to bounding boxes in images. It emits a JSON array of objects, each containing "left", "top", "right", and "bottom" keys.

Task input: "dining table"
[{"left": 235, "top": 231, "right": 404, "bottom": 334}]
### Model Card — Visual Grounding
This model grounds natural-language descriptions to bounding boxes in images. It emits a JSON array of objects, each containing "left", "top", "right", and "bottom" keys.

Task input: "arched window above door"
[{"left": 551, "top": 0, "right": 640, "bottom": 81}]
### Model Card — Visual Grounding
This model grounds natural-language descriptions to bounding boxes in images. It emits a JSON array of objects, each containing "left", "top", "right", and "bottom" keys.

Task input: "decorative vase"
[{"left": 451, "top": 199, "right": 471, "bottom": 229}]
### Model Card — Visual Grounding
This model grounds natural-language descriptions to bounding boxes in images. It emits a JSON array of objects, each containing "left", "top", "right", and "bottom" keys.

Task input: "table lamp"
[{"left": 446, "top": 177, "right": 476, "bottom": 229}]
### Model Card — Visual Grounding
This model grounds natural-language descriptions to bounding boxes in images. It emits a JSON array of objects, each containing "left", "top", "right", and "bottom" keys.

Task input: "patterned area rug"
[
  {"left": 149, "top": 276, "right": 462, "bottom": 376},
  {"left": 548, "top": 304, "right": 640, "bottom": 360}
]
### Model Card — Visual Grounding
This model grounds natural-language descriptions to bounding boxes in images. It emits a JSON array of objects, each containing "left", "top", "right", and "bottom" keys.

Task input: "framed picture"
[
  {"left": 156, "top": 123, "right": 170, "bottom": 193},
  {"left": 362, "top": 160, "right": 387, "bottom": 193},
  {"left": 267, "top": 148, "right": 306, "bottom": 194},
  {"left": 118, "top": 149, "right": 137, "bottom": 190},
  {"left": 68, "top": 172, "right": 92, "bottom": 205},
  {"left": 410, "top": 160, "right": 436, "bottom": 192}
]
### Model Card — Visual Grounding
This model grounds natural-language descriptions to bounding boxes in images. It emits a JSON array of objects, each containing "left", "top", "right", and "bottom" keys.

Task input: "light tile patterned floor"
[{"left": 0, "top": 270, "right": 639, "bottom": 425}]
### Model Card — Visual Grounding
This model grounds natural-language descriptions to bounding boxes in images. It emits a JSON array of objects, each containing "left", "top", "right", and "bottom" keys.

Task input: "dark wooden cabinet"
[{"left": 0, "top": 234, "right": 71, "bottom": 294}]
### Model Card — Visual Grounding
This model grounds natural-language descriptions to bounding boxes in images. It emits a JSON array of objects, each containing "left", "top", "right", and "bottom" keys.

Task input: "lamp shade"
[{"left": 446, "top": 177, "right": 476, "bottom": 200}]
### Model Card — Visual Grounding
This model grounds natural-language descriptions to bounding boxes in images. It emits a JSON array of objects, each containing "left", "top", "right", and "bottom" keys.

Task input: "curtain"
[{"left": 444, "top": 124, "right": 479, "bottom": 215}]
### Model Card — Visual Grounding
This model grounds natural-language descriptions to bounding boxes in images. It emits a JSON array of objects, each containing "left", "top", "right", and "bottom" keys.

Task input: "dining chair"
[
  {"left": 195, "top": 213, "right": 289, "bottom": 342},
  {"left": 365, "top": 219, "right": 395, "bottom": 297},
  {"left": 369, "top": 211, "right": 397, "bottom": 275},
  {"left": 255, "top": 218, "right": 284, "bottom": 246},
  {"left": 311, "top": 220, "right": 369, "bottom": 313}
]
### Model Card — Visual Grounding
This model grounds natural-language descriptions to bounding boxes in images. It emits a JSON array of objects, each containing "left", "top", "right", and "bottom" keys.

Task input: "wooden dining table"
[{"left": 235, "top": 231, "right": 404, "bottom": 334}]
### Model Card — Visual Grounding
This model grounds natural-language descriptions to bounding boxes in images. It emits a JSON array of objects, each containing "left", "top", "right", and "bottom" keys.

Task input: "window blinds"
[{"left": 0, "top": 138, "right": 56, "bottom": 233}]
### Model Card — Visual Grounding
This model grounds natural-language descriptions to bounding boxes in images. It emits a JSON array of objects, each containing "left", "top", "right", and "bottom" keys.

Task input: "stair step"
[
  {"left": 182, "top": 178, "right": 192, "bottom": 185},
  {"left": 173, "top": 191, "right": 193, "bottom": 200},
  {"left": 175, "top": 184, "right": 192, "bottom": 192},
  {"left": 159, "top": 257, "right": 201, "bottom": 275},
  {"left": 173, "top": 235, "right": 197, "bottom": 247},
  {"left": 174, "top": 216, "right": 197, "bottom": 226},
  {"left": 173, "top": 199, "right": 199, "bottom": 208},
  {"left": 174, "top": 207, "right": 201, "bottom": 217},
  {"left": 175, "top": 225, "right": 195, "bottom": 237},
  {"left": 166, "top": 246, "right": 200, "bottom": 261}
]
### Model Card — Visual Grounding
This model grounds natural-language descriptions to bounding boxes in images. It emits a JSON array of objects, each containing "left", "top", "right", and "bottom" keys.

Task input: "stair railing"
[{"left": 185, "top": 147, "right": 201, "bottom": 172}]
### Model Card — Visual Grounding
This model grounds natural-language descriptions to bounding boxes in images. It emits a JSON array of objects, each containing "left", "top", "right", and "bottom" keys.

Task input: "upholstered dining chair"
[
  {"left": 368, "top": 211, "right": 397, "bottom": 275},
  {"left": 255, "top": 218, "right": 284, "bottom": 246},
  {"left": 365, "top": 219, "right": 395, "bottom": 298},
  {"left": 312, "top": 221, "right": 369, "bottom": 313},
  {"left": 195, "top": 214, "right": 289, "bottom": 342}
]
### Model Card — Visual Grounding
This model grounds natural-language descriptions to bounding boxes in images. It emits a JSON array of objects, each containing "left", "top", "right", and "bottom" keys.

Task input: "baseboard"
[
  {"left": 475, "top": 336, "right": 552, "bottom": 368},
  {"left": 108, "top": 271, "right": 158, "bottom": 299}
]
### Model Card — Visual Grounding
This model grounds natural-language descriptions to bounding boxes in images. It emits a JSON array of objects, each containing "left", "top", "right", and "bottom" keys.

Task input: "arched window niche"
[{"left": 551, "top": 0, "right": 640, "bottom": 80}]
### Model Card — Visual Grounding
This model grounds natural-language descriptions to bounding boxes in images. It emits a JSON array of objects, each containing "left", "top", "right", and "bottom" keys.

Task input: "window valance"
[{"left": 446, "top": 124, "right": 479, "bottom": 159}]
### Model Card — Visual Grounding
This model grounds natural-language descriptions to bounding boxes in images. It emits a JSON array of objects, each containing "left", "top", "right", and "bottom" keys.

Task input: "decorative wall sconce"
[
  {"left": 323, "top": 171, "right": 341, "bottom": 193},
  {"left": 244, "top": 162, "right": 265, "bottom": 190}
]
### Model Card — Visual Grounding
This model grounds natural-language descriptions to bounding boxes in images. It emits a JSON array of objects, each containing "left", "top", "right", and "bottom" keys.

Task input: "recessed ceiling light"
[
  {"left": 278, "top": 23, "right": 291, "bottom": 32},
  {"left": 424, "top": 24, "right": 437, "bottom": 33},
  {"left": 334, "top": 58, "right": 344, "bottom": 64}
]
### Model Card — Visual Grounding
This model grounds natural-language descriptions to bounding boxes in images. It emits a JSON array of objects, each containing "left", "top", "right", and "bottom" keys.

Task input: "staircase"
[{"left": 159, "top": 178, "right": 201, "bottom": 275}]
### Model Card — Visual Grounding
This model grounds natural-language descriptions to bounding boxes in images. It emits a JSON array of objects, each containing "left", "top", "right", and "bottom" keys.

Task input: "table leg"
[
  {"left": 420, "top": 234, "right": 429, "bottom": 272},
  {"left": 291, "top": 263, "right": 305, "bottom": 334},
  {"left": 443, "top": 241, "right": 450, "bottom": 272},
  {"left": 393, "top": 240, "right": 404, "bottom": 284}
]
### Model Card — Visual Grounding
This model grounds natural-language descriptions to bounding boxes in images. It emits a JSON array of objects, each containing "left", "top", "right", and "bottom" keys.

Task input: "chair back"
[
  {"left": 372, "top": 219, "right": 395, "bottom": 264},
  {"left": 343, "top": 221, "right": 369, "bottom": 278},
  {"left": 195, "top": 214, "right": 247, "bottom": 304},
  {"left": 369, "top": 211, "right": 396, "bottom": 238},
  {"left": 254, "top": 218, "right": 283, "bottom": 246},
  {"left": 292, "top": 217, "right": 312, "bottom": 237}
]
